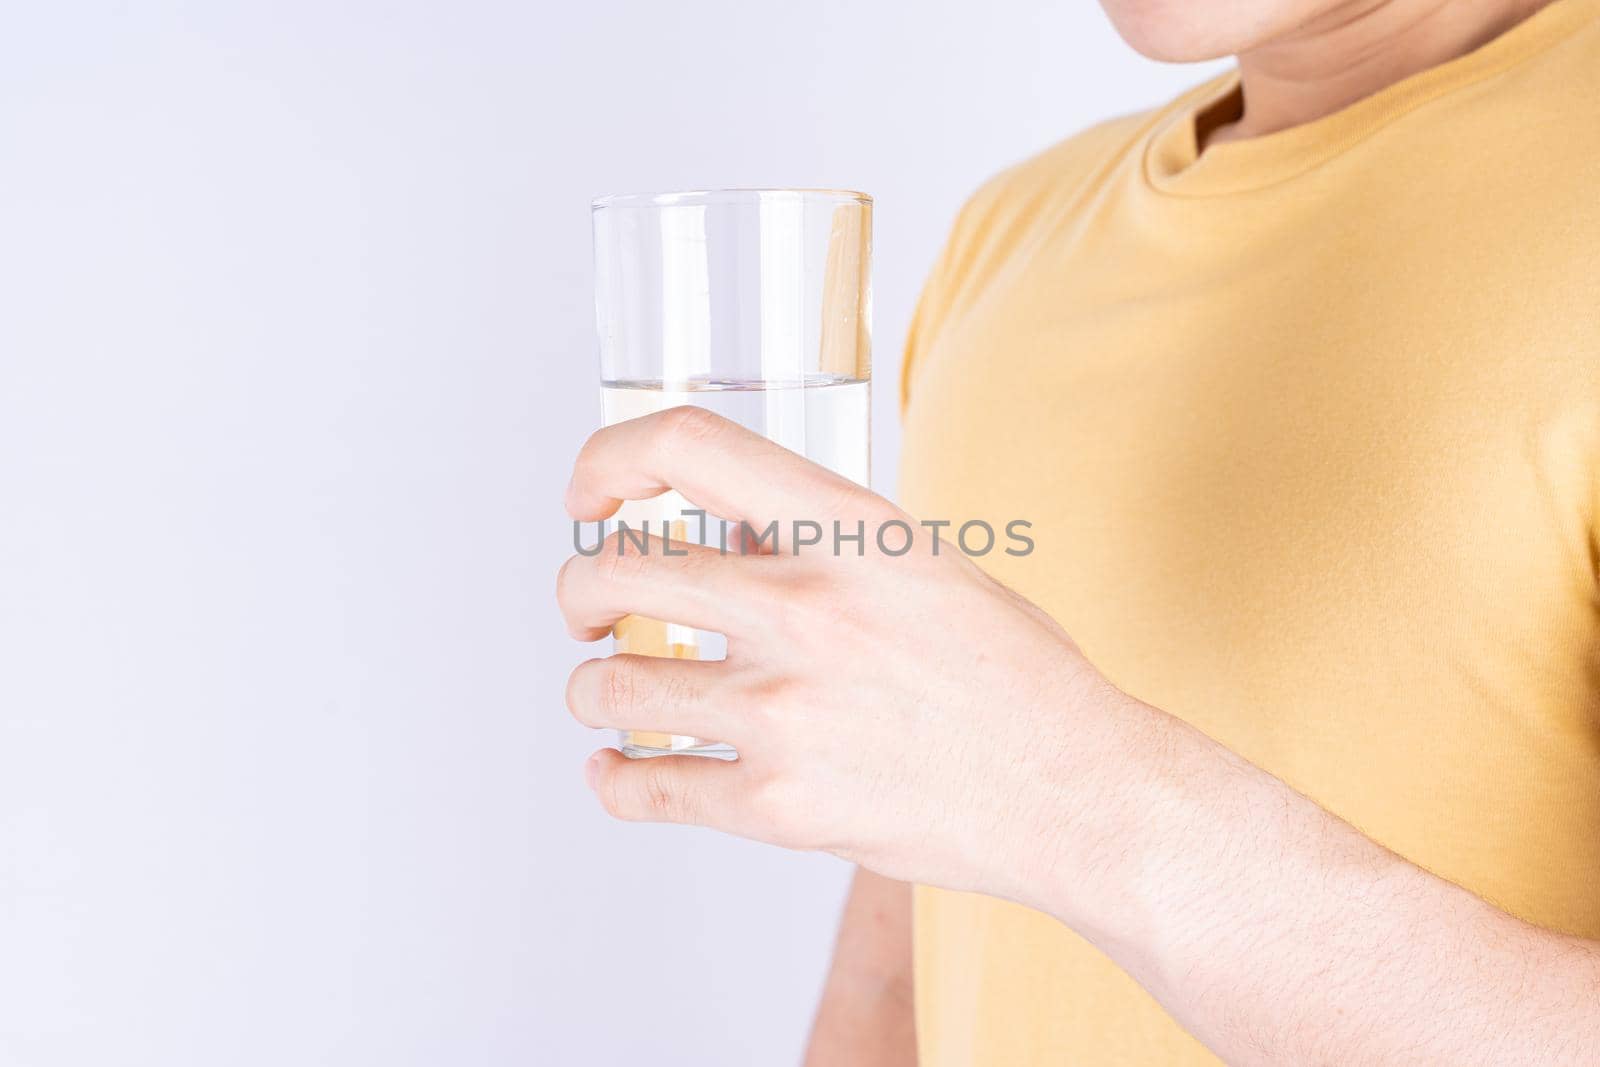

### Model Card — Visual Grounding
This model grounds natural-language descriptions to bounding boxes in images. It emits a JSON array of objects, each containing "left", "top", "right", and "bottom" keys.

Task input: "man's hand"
[
  {"left": 556, "top": 406, "right": 1098, "bottom": 906},
  {"left": 558, "top": 406, "right": 1600, "bottom": 1067}
]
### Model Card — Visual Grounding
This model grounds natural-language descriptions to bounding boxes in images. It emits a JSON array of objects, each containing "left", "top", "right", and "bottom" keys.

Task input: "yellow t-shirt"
[{"left": 898, "top": 0, "right": 1600, "bottom": 1062}]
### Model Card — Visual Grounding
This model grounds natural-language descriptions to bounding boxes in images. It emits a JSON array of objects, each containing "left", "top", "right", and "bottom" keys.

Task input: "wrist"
[{"left": 1007, "top": 661, "right": 1185, "bottom": 954}]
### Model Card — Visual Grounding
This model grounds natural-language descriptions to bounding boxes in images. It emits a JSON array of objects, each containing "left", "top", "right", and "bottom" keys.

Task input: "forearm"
[
  {"left": 804, "top": 867, "right": 916, "bottom": 1067},
  {"left": 1033, "top": 686, "right": 1600, "bottom": 1066}
]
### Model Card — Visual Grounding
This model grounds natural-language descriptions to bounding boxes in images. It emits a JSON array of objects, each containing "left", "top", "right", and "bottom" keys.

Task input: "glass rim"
[{"left": 591, "top": 187, "right": 872, "bottom": 210}]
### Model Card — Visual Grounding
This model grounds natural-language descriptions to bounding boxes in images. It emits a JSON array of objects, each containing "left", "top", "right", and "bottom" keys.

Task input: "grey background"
[{"left": 0, "top": 3, "right": 1221, "bottom": 1064}]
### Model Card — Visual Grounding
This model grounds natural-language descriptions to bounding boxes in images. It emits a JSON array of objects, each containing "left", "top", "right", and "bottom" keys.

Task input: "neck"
[{"left": 1209, "top": 0, "right": 1555, "bottom": 145}]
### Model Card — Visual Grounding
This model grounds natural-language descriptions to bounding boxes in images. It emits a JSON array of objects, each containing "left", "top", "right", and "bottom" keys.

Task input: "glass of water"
[{"left": 590, "top": 188, "right": 872, "bottom": 759}]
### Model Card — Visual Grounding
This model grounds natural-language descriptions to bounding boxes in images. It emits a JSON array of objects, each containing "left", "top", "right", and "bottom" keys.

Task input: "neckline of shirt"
[{"left": 1141, "top": 0, "right": 1600, "bottom": 199}]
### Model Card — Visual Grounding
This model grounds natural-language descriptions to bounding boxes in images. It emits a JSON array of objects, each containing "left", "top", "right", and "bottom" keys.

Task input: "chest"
[{"left": 896, "top": 236, "right": 1593, "bottom": 726}]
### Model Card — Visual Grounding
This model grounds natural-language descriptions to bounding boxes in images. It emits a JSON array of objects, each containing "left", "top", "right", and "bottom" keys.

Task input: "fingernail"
[{"left": 583, "top": 752, "right": 601, "bottom": 791}]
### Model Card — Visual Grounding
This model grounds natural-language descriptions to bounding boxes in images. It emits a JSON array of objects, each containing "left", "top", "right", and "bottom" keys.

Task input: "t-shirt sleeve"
[
  {"left": 899, "top": 207, "right": 966, "bottom": 419},
  {"left": 898, "top": 114, "right": 1153, "bottom": 419}
]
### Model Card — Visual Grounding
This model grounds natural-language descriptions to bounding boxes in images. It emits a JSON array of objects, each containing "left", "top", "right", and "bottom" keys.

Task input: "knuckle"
[
  {"left": 745, "top": 567, "right": 800, "bottom": 626},
  {"left": 641, "top": 764, "right": 680, "bottom": 820},
  {"left": 816, "top": 478, "right": 866, "bottom": 520},
  {"left": 664, "top": 404, "right": 723, "bottom": 439},
  {"left": 596, "top": 535, "right": 646, "bottom": 585},
  {"left": 749, "top": 775, "right": 806, "bottom": 846},
  {"left": 781, "top": 560, "right": 832, "bottom": 600},
  {"left": 657, "top": 667, "right": 696, "bottom": 715},
  {"left": 740, "top": 676, "right": 803, "bottom": 744},
  {"left": 601, "top": 657, "right": 641, "bottom": 721},
  {"left": 747, "top": 672, "right": 801, "bottom": 713},
  {"left": 657, "top": 405, "right": 725, "bottom": 457},
  {"left": 761, "top": 580, "right": 821, "bottom": 640}
]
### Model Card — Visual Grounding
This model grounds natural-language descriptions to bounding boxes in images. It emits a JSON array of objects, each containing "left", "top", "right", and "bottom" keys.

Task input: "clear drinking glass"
[{"left": 591, "top": 188, "right": 872, "bottom": 759}]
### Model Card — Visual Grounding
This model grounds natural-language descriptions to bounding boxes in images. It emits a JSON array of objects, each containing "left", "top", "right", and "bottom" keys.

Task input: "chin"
[{"left": 1096, "top": 0, "right": 1288, "bottom": 62}]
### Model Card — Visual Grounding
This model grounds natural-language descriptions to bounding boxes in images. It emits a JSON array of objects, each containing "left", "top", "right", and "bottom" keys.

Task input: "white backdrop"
[{"left": 0, "top": 3, "right": 1222, "bottom": 1064}]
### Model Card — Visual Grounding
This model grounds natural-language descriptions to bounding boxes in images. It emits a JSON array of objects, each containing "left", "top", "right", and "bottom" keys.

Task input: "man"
[{"left": 557, "top": 0, "right": 1600, "bottom": 1062}]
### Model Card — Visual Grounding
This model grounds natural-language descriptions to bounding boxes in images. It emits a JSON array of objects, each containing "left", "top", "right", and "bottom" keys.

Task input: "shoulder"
[
  {"left": 900, "top": 84, "right": 1219, "bottom": 409},
  {"left": 936, "top": 110, "right": 1154, "bottom": 292},
  {"left": 924, "top": 74, "right": 1224, "bottom": 311}
]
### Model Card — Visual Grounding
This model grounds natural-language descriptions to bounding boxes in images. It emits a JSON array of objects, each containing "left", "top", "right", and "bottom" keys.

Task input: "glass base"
[{"left": 619, "top": 731, "right": 737, "bottom": 761}]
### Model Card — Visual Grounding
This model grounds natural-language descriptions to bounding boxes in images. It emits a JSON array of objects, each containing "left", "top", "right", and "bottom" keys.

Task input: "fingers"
[
  {"left": 566, "top": 654, "right": 736, "bottom": 741},
  {"left": 557, "top": 531, "right": 756, "bottom": 641},
  {"left": 585, "top": 748, "right": 750, "bottom": 828},
  {"left": 565, "top": 406, "right": 882, "bottom": 526}
]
